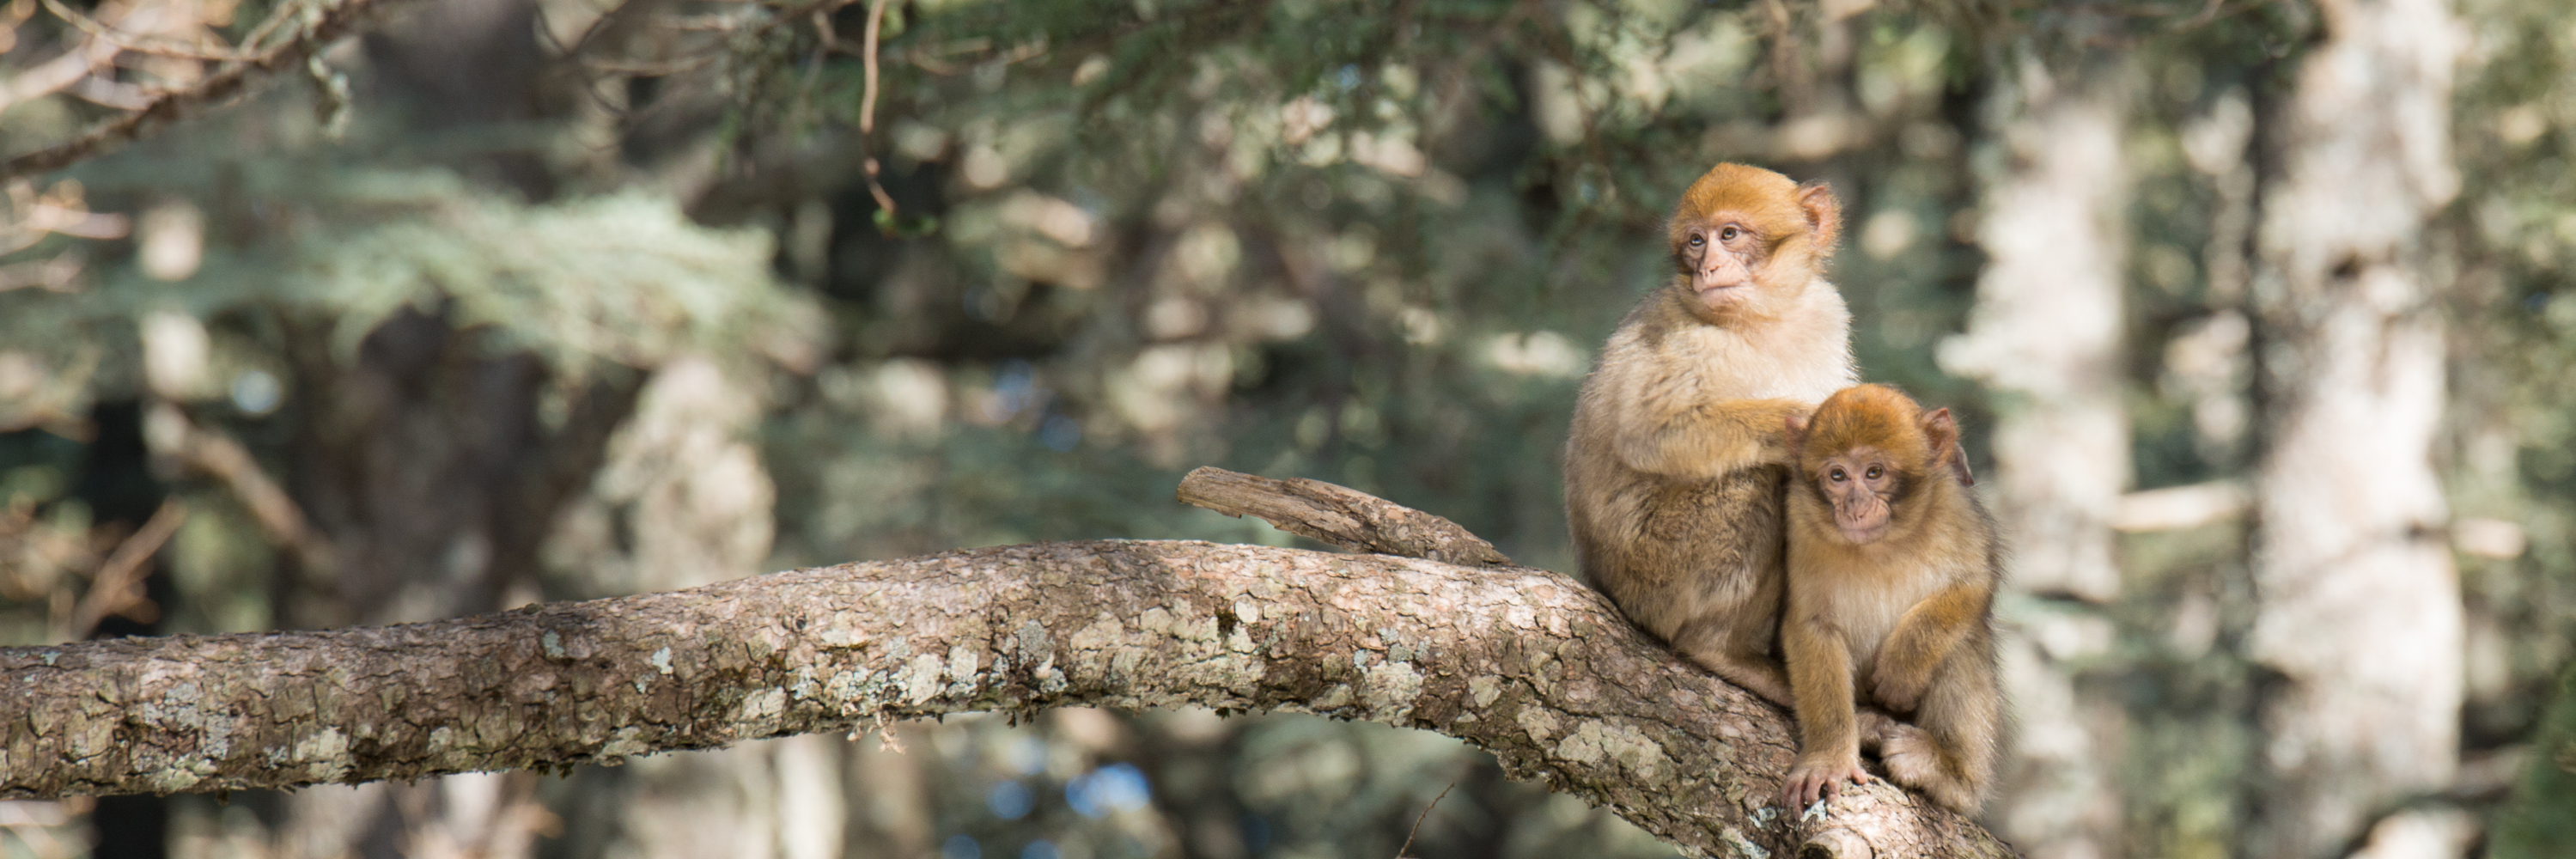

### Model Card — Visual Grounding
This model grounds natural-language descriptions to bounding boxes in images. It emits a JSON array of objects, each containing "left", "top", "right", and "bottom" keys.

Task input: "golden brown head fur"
[
  {"left": 1664, "top": 163, "right": 1842, "bottom": 325},
  {"left": 1793, "top": 384, "right": 1940, "bottom": 480}
]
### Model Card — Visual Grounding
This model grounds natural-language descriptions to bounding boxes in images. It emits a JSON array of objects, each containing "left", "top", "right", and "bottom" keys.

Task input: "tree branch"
[
  {"left": 0, "top": 476, "right": 2013, "bottom": 858},
  {"left": 0, "top": 0, "right": 420, "bottom": 180},
  {"left": 1176, "top": 466, "right": 1511, "bottom": 567}
]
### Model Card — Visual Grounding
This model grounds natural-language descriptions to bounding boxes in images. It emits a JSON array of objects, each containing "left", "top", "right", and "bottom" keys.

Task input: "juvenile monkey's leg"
[
  {"left": 1879, "top": 657, "right": 2001, "bottom": 813},
  {"left": 1868, "top": 585, "right": 1988, "bottom": 714}
]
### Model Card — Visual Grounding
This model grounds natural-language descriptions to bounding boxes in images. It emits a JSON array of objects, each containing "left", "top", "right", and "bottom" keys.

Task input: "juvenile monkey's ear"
[
  {"left": 1783, "top": 411, "right": 1811, "bottom": 454},
  {"left": 1796, "top": 181, "right": 1841, "bottom": 254},
  {"left": 1920, "top": 407, "right": 1974, "bottom": 486}
]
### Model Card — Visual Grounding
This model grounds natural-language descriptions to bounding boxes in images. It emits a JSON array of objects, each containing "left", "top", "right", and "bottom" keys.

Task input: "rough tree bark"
[
  {"left": 3, "top": 469, "right": 2015, "bottom": 859},
  {"left": 2248, "top": 0, "right": 2468, "bottom": 856}
]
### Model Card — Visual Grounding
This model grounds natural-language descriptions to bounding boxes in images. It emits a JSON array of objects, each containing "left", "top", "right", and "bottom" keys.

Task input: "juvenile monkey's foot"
[
  {"left": 1856, "top": 709, "right": 1900, "bottom": 752},
  {"left": 1781, "top": 754, "right": 1873, "bottom": 811},
  {"left": 1879, "top": 724, "right": 1940, "bottom": 783},
  {"left": 1880, "top": 728, "right": 1981, "bottom": 813}
]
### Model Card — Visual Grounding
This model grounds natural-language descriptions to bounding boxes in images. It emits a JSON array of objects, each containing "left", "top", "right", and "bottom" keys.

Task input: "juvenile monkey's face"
[{"left": 1810, "top": 444, "right": 1899, "bottom": 545}]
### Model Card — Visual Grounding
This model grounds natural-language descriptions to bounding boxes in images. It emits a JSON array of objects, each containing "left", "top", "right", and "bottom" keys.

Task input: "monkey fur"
[
  {"left": 1777, "top": 384, "right": 2003, "bottom": 814},
  {"left": 1564, "top": 163, "right": 1857, "bottom": 708}
]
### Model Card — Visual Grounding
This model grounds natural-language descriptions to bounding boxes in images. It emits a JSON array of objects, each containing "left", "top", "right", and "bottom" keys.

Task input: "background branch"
[
  {"left": 63, "top": 498, "right": 184, "bottom": 639},
  {"left": 146, "top": 404, "right": 337, "bottom": 577},
  {"left": 0, "top": 0, "right": 423, "bottom": 180}
]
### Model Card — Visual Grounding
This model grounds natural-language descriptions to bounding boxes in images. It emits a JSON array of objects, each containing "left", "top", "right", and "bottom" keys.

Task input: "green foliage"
[
  {"left": 2445, "top": 0, "right": 2576, "bottom": 758},
  {"left": 278, "top": 188, "right": 813, "bottom": 374},
  {"left": 2489, "top": 663, "right": 2576, "bottom": 858},
  {"left": 1, "top": 172, "right": 814, "bottom": 391}
]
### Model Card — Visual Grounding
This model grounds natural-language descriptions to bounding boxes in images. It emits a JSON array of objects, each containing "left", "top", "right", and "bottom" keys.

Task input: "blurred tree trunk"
[
  {"left": 361, "top": 0, "right": 560, "bottom": 198},
  {"left": 533, "top": 356, "right": 819, "bottom": 859},
  {"left": 288, "top": 310, "right": 640, "bottom": 629},
  {"left": 210, "top": 23, "right": 670, "bottom": 850},
  {"left": 75, "top": 402, "right": 174, "bottom": 859},
  {"left": 2246, "top": 0, "right": 2468, "bottom": 856},
  {"left": 271, "top": 308, "right": 640, "bottom": 859},
  {"left": 1939, "top": 52, "right": 2133, "bottom": 859},
  {"left": 842, "top": 725, "right": 936, "bottom": 858}
]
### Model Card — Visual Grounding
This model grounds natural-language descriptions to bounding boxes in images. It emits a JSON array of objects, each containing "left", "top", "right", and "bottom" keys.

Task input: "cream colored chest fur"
[
  {"left": 1592, "top": 281, "right": 1858, "bottom": 428},
  {"left": 1807, "top": 552, "right": 1951, "bottom": 669},
  {"left": 1637, "top": 320, "right": 1854, "bottom": 405}
]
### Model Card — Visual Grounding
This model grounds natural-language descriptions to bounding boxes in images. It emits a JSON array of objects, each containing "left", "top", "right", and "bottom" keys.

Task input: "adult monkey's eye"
[
  {"left": 1866, "top": 466, "right": 1884, "bottom": 480},
  {"left": 1720, "top": 226, "right": 1740, "bottom": 241},
  {"left": 1829, "top": 468, "right": 1847, "bottom": 482}
]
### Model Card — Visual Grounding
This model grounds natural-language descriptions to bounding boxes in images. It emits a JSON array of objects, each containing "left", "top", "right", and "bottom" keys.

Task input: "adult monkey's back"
[{"left": 1564, "top": 163, "right": 1856, "bottom": 707}]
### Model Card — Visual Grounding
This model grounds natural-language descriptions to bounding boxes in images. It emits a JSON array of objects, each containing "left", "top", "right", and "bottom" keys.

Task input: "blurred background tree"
[{"left": 0, "top": 0, "right": 2569, "bottom": 856}]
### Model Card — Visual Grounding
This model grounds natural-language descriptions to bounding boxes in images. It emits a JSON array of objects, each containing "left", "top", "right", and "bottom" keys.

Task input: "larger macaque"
[{"left": 1564, "top": 163, "right": 1856, "bottom": 706}]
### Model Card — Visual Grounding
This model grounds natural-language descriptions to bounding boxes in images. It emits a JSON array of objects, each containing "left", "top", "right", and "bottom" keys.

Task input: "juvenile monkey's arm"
[
  {"left": 1617, "top": 398, "right": 1809, "bottom": 478},
  {"left": 1781, "top": 609, "right": 1872, "bottom": 808},
  {"left": 1785, "top": 614, "right": 1860, "bottom": 758},
  {"left": 1867, "top": 584, "right": 1993, "bottom": 713}
]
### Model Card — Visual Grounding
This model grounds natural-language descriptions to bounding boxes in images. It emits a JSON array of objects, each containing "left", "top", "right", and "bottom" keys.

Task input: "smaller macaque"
[{"left": 1776, "top": 384, "right": 2002, "bottom": 814}]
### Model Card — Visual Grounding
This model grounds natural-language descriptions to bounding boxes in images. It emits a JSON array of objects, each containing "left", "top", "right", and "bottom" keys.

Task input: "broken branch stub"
[{"left": 1175, "top": 466, "right": 1513, "bottom": 567}]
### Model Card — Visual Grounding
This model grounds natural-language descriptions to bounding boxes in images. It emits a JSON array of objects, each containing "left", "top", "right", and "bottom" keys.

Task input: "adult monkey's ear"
[{"left": 1795, "top": 180, "right": 1840, "bottom": 254}]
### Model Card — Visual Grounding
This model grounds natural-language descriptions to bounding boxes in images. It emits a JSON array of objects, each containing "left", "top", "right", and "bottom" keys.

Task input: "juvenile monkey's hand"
[{"left": 1781, "top": 753, "right": 1873, "bottom": 811}]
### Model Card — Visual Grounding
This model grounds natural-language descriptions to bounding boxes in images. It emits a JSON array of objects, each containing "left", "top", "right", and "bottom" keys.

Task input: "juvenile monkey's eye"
[
  {"left": 1689, "top": 235, "right": 1705, "bottom": 247},
  {"left": 1829, "top": 468, "right": 1847, "bottom": 482},
  {"left": 1720, "top": 226, "right": 1740, "bottom": 241},
  {"left": 1866, "top": 466, "right": 1884, "bottom": 480}
]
